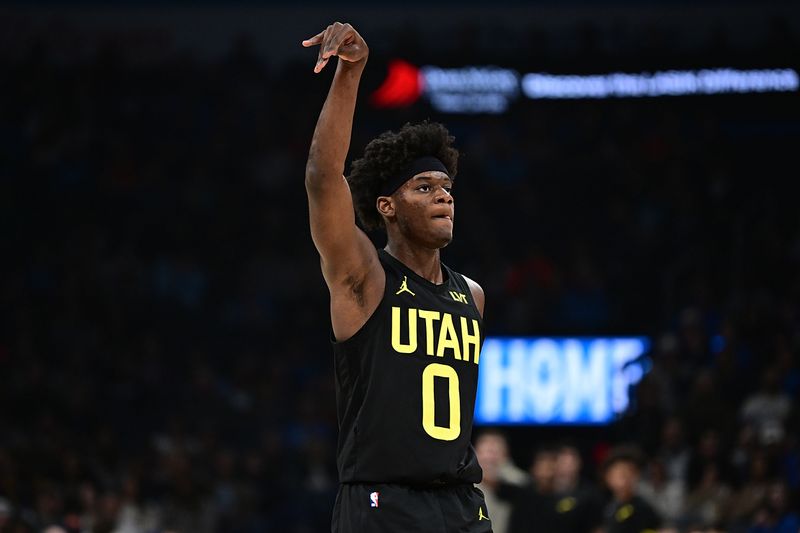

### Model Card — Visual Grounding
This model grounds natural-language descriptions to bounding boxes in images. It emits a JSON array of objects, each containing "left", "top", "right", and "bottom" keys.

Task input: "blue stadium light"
[{"left": 475, "top": 336, "right": 650, "bottom": 425}]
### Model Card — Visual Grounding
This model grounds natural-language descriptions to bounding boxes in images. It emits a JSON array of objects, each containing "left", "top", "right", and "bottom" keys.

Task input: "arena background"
[{"left": 1, "top": 0, "right": 799, "bottom": 531}]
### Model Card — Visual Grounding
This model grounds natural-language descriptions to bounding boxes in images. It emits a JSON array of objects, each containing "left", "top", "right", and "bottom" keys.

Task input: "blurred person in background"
[
  {"left": 681, "top": 459, "right": 731, "bottom": 531},
  {"left": 642, "top": 335, "right": 681, "bottom": 416},
  {"left": 475, "top": 430, "right": 528, "bottom": 533},
  {"left": 637, "top": 457, "right": 685, "bottom": 528},
  {"left": 0, "top": 498, "right": 11, "bottom": 531},
  {"left": 748, "top": 480, "right": 799, "bottom": 533},
  {"left": 551, "top": 443, "right": 604, "bottom": 533},
  {"left": 740, "top": 367, "right": 792, "bottom": 448},
  {"left": 730, "top": 425, "right": 760, "bottom": 488},
  {"left": 502, "top": 446, "right": 558, "bottom": 533},
  {"left": 686, "top": 430, "right": 730, "bottom": 498},
  {"left": 600, "top": 445, "right": 661, "bottom": 533},
  {"left": 656, "top": 417, "right": 691, "bottom": 485},
  {"left": 158, "top": 449, "right": 216, "bottom": 533},
  {"left": 725, "top": 450, "right": 773, "bottom": 532},
  {"left": 682, "top": 370, "right": 735, "bottom": 446},
  {"left": 303, "top": 21, "right": 490, "bottom": 532},
  {"left": 114, "top": 474, "right": 161, "bottom": 533}
]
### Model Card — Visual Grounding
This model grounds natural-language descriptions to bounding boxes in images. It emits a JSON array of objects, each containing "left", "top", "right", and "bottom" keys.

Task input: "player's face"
[{"left": 392, "top": 171, "right": 454, "bottom": 248}]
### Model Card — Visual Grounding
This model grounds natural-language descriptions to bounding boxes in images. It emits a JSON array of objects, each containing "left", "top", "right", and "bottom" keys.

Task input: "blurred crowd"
[{"left": 1, "top": 8, "right": 799, "bottom": 533}]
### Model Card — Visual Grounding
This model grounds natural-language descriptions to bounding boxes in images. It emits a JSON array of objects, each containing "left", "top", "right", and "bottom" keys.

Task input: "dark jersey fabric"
[{"left": 332, "top": 249, "right": 484, "bottom": 485}]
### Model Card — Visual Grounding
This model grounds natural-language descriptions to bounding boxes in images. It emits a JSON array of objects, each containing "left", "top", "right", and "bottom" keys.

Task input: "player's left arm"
[{"left": 463, "top": 275, "right": 485, "bottom": 318}]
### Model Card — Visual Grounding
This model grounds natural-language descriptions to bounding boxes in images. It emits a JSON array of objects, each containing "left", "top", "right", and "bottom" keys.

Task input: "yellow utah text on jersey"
[
  {"left": 391, "top": 307, "right": 481, "bottom": 364},
  {"left": 478, "top": 507, "right": 489, "bottom": 520}
]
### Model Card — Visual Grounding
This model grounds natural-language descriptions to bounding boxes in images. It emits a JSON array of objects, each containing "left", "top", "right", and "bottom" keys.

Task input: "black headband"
[{"left": 378, "top": 156, "right": 450, "bottom": 197}]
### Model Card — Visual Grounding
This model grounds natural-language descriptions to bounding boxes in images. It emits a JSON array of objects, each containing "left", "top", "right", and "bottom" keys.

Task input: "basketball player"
[{"left": 302, "top": 22, "right": 492, "bottom": 533}]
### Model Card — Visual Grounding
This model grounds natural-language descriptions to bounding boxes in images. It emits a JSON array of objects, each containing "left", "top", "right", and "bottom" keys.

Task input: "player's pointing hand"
[{"left": 302, "top": 22, "right": 368, "bottom": 74}]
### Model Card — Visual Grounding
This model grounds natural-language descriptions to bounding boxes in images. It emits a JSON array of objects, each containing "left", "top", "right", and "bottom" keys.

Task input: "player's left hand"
[{"left": 301, "top": 22, "right": 369, "bottom": 74}]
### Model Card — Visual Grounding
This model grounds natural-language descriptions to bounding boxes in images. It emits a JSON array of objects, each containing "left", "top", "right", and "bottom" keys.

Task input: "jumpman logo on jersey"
[
  {"left": 478, "top": 506, "right": 489, "bottom": 521},
  {"left": 395, "top": 276, "right": 415, "bottom": 296}
]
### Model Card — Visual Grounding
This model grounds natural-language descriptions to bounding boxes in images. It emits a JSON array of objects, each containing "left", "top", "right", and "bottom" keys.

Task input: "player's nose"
[{"left": 434, "top": 187, "right": 453, "bottom": 204}]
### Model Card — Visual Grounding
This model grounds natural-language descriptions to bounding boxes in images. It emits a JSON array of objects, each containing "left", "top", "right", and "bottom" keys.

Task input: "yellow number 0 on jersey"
[{"left": 421, "top": 363, "right": 461, "bottom": 441}]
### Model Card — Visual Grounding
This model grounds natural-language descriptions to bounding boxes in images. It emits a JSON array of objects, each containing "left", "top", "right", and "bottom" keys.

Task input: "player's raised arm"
[{"left": 303, "top": 23, "right": 379, "bottom": 287}]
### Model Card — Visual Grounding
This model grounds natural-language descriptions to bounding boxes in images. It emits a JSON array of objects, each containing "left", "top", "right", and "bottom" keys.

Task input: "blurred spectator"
[
  {"left": 740, "top": 367, "right": 792, "bottom": 447},
  {"left": 0, "top": 498, "right": 11, "bottom": 531},
  {"left": 503, "top": 447, "right": 559, "bottom": 533},
  {"left": 115, "top": 475, "right": 161, "bottom": 533},
  {"left": 638, "top": 458, "right": 685, "bottom": 528},
  {"left": 682, "top": 370, "right": 734, "bottom": 443},
  {"left": 687, "top": 430, "right": 729, "bottom": 495},
  {"left": 657, "top": 417, "right": 691, "bottom": 485},
  {"left": 682, "top": 460, "right": 731, "bottom": 531},
  {"left": 601, "top": 446, "right": 661, "bottom": 533},
  {"left": 644, "top": 335, "right": 681, "bottom": 417},
  {"left": 748, "top": 481, "right": 800, "bottom": 533},
  {"left": 731, "top": 425, "right": 760, "bottom": 487},
  {"left": 475, "top": 430, "right": 528, "bottom": 533},
  {"left": 725, "top": 450, "right": 773, "bottom": 531},
  {"left": 552, "top": 444, "right": 604, "bottom": 533},
  {"left": 682, "top": 429, "right": 733, "bottom": 529}
]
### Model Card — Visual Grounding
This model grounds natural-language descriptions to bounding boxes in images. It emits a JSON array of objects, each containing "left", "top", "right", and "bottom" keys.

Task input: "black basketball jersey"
[{"left": 332, "top": 249, "right": 484, "bottom": 485}]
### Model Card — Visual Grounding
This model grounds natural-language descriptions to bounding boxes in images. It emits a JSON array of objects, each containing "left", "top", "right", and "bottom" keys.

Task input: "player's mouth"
[{"left": 433, "top": 215, "right": 452, "bottom": 220}]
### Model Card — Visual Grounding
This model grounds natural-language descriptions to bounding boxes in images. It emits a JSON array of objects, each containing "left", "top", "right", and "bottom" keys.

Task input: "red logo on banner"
[{"left": 370, "top": 60, "right": 424, "bottom": 108}]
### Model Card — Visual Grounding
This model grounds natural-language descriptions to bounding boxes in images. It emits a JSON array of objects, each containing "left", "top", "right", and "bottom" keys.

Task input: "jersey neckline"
[{"left": 378, "top": 248, "right": 453, "bottom": 294}]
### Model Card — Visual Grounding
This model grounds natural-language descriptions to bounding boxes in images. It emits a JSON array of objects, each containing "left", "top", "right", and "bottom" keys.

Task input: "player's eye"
[{"left": 417, "top": 184, "right": 431, "bottom": 192}]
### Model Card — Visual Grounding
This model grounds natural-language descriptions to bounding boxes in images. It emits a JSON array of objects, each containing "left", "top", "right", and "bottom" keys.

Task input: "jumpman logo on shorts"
[
  {"left": 395, "top": 275, "right": 415, "bottom": 296},
  {"left": 478, "top": 506, "right": 489, "bottom": 521}
]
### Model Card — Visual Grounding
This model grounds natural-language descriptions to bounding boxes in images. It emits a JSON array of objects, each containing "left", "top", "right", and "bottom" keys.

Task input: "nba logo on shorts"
[{"left": 370, "top": 491, "right": 380, "bottom": 508}]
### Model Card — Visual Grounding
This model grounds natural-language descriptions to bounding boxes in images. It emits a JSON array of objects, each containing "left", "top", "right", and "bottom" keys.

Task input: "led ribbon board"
[
  {"left": 371, "top": 62, "right": 799, "bottom": 113},
  {"left": 521, "top": 69, "right": 800, "bottom": 99},
  {"left": 474, "top": 336, "right": 650, "bottom": 425}
]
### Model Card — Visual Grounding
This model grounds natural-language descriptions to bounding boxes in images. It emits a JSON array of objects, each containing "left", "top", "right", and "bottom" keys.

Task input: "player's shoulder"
[{"left": 460, "top": 273, "right": 485, "bottom": 318}]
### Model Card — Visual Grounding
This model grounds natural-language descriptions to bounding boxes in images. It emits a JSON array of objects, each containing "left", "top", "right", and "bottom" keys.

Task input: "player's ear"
[{"left": 376, "top": 195, "right": 395, "bottom": 219}]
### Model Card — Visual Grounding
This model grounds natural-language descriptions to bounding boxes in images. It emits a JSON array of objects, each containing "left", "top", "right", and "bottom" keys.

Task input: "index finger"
[{"left": 302, "top": 31, "right": 325, "bottom": 47}]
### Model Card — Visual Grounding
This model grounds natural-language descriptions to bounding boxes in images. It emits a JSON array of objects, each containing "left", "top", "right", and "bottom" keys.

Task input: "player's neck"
[{"left": 384, "top": 241, "right": 443, "bottom": 285}]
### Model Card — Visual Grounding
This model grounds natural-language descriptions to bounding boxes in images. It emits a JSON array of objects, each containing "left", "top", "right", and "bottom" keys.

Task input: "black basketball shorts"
[{"left": 332, "top": 482, "right": 493, "bottom": 533}]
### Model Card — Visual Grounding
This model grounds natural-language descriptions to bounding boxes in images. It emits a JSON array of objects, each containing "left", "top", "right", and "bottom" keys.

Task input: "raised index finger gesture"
[{"left": 302, "top": 22, "right": 368, "bottom": 73}]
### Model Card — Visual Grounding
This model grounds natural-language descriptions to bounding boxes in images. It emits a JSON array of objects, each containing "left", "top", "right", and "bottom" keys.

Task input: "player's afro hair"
[{"left": 347, "top": 120, "right": 459, "bottom": 231}]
